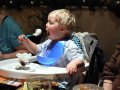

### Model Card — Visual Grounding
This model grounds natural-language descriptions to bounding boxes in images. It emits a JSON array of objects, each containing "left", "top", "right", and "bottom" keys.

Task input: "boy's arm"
[
  {"left": 18, "top": 35, "right": 38, "bottom": 54},
  {"left": 66, "top": 59, "right": 84, "bottom": 74},
  {"left": 0, "top": 49, "right": 29, "bottom": 60}
]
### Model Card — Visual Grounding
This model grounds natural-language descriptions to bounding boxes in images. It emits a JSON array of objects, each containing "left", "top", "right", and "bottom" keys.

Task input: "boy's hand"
[
  {"left": 66, "top": 59, "right": 84, "bottom": 75},
  {"left": 18, "top": 35, "right": 26, "bottom": 43},
  {"left": 66, "top": 61, "right": 77, "bottom": 75}
]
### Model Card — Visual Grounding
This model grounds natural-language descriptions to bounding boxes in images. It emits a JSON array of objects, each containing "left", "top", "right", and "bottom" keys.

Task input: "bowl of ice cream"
[{"left": 16, "top": 53, "right": 32, "bottom": 70}]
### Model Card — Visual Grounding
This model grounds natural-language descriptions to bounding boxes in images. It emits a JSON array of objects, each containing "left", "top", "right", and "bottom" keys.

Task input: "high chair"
[{"left": 68, "top": 32, "right": 105, "bottom": 90}]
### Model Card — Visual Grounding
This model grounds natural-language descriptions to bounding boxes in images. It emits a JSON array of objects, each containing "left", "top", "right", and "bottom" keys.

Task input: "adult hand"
[
  {"left": 0, "top": 52, "right": 3, "bottom": 60},
  {"left": 103, "top": 80, "right": 112, "bottom": 90}
]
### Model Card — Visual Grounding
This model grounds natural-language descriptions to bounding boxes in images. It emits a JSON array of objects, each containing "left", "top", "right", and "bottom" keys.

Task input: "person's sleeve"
[
  {"left": 102, "top": 42, "right": 120, "bottom": 80},
  {"left": 8, "top": 17, "right": 23, "bottom": 48},
  {"left": 37, "top": 39, "right": 51, "bottom": 54},
  {"left": 65, "top": 40, "right": 85, "bottom": 62}
]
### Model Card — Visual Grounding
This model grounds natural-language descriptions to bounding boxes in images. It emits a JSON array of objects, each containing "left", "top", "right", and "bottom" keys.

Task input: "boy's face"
[{"left": 46, "top": 16, "right": 64, "bottom": 40}]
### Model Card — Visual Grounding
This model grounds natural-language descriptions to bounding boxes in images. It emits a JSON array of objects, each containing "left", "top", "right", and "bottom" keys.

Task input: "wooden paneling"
[{"left": 2, "top": 7, "right": 120, "bottom": 60}]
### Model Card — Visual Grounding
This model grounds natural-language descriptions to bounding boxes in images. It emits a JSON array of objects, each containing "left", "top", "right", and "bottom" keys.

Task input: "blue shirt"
[
  {"left": 0, "top": 16, "right": 23, "bottom": 54},
  {"left": 37, "top": 39, "right": 85, "bottom": 68},
  {"left": 37, "top": 39, "right": 85, "bottom": 88}
]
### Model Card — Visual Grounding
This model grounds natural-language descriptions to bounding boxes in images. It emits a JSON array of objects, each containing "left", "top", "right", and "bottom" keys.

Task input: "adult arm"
[
  {"left": 102, "top": 42, "right": 120, "bottom": 90},
  {"left": 0, "top": 44, "right": 29, "bottom": 60},
  {"left": 102, "top": 42, "right": 120, "bottom": 78}
]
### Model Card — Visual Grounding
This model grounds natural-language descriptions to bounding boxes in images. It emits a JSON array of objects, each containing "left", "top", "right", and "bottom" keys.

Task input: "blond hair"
[{"left": 48, "top": 9, "right": 76, "bottom": 31}]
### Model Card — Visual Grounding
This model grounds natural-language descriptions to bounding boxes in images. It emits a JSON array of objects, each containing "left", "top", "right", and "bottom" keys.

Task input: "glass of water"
[{"left": 98, "top": 76, "right": 120, "bottom": 90}]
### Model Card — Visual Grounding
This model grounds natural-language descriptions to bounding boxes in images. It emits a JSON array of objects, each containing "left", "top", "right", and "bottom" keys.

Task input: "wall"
[
  {"left": 3, "top": 7, "right": 120, "bottom": 60},
  {"left": 74, "top": 8, "right": 120, "bottom": 60}
]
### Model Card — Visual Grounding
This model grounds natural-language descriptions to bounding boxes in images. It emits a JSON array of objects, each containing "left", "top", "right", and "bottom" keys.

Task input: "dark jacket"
[{"left": 102, "top": 42, "right": 120, "bottom": 90}]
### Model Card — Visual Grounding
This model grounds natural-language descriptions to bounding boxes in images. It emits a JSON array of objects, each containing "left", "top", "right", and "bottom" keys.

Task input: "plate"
[
  {"left": 0, "top": 56, "right": 67, "bottom": 79},
  {"left": 73, "top": 84, "right": 103, "bottom": 90}
]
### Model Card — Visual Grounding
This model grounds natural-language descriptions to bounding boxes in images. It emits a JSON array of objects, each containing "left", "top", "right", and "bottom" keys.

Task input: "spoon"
[{"left": 25, "top": 29, "right": 42, "bottom": 38}]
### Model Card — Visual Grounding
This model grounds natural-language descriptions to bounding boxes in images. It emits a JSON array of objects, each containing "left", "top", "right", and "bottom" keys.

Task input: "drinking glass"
[
  {"left": 98, "top": 76, "right": 120, "bottom": 90},
  {"left": 27, "top": 76, "right": 52, "bottom": 90}
]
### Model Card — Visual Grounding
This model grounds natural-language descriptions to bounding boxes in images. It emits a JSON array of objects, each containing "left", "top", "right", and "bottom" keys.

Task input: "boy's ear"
[{"left": 60, "top": 25, "right": 67, "bottom": 31}]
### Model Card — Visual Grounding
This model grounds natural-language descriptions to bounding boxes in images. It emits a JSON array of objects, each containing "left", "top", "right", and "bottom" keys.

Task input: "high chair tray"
[{"left": 0, "top": 56, "right": 67, "bottom": 79}]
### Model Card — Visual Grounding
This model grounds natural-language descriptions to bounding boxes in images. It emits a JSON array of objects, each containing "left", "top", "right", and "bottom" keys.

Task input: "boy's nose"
[
  {"left": 46, "top": 23, "right": 48, "bottom": 27},
  {"left": 45, "top": 24, "right": 48, "bottom": 30}
]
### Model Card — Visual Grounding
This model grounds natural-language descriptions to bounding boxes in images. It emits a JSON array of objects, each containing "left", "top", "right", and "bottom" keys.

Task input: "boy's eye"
[{"left": 49, "top": 21, "right": 54, "bottom": 25}]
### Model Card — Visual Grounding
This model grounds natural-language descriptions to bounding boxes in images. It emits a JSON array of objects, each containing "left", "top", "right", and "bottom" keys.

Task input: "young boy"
[{"left": 18, "top": 9, "right": 85, "bottom": 89}]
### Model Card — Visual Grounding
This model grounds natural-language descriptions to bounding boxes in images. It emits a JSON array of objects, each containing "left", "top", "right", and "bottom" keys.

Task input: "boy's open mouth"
[{"left": 47, "top": 31, "right": 50, "bottom": 35}]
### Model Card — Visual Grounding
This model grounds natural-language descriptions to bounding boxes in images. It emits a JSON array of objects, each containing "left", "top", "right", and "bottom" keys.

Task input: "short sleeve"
[
  {"left": 64, "top": 40, "right": 85, "bottom": 62},
  {"left": 0, "top": 16, "right": 23, "bottom": 53},
  {"left": 8, "top": 17, "right": 23, "bottom": 48},
  {"left": 37, "top": 39, "right": 52, "bottom": 55}
]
